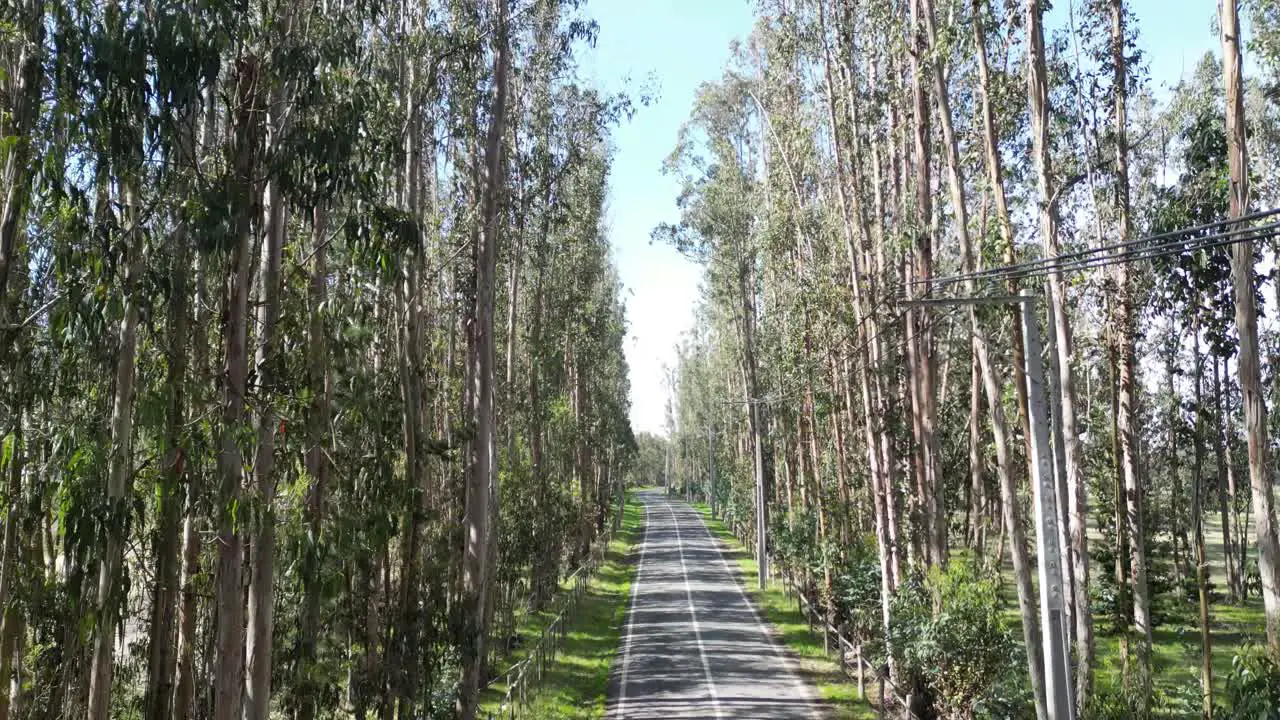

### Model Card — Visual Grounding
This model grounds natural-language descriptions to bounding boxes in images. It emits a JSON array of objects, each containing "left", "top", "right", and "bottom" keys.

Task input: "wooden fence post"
[{"left": 856, "top": 643, "right": 865, "bottom": 699}]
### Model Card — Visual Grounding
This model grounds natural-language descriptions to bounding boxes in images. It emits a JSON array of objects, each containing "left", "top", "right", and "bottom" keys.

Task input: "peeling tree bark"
[
  {"left": 1026, "top": 0, "right": 1093, "bottom": 700},
  {"left": 458, "top": 2, "right": 508, "bottom": 714},
  {"left": 87, "top": 178, "right": 144, "bottom": 720},
  {"left": 1221, "top": 0, "right": 1280, "bottom": 656},
  {"left": 213, "top": 56, "right": 263, "bottom": 720},
  {"left": 1110, "top": 0, "right": 1153, "bottom": 687}
]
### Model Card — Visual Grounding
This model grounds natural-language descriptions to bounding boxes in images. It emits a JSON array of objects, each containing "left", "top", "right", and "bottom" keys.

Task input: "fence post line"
[{"left": 483, "top": 503, "right": 626, "bottom": 719}]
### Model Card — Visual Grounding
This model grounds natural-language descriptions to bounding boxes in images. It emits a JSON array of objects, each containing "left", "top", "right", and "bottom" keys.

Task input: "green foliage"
[
  {"left": 1217, "top": 650, "right": 1280, "bottom": 719},
  {"left": 887, "top": 560, "right": 1026, "bottom": 719},
  {"left": 1083, "top": 673, "right": 1203, "bottom": 720},
  {"left": 830, "top": 535, "right": 883, "bottom": 648}
]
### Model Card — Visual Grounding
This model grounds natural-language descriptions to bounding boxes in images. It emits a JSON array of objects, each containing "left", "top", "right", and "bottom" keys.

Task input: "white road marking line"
[
  {"left": 613, "top": 497, "right": 650, "bottom": 720},
  {"left": 667, "top": 500, "right": 724, "bottom": 719},
  {"left": 686, "top": 505, "right": 825, "bottom": 720}
]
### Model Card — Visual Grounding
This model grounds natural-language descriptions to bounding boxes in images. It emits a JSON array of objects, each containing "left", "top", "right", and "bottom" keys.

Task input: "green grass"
[
  {"left": 1087, "top": 574, "right": 1267, "bottom": 709},
  {"left": 479, "top": 490, "right": 647, "bottom": 719},
  {"left": 690, "top": 502, "right": 878, "bottom": 720},
  {"left": 1090, "top": 600, "right": 1266, "bottom": 699},
  {"left": 992, "top": 518, "right": 1268, "bottom": 714}
]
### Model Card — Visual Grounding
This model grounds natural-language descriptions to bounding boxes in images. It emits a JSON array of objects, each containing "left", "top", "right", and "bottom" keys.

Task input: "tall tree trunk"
[
  {"left": 87, "top": 177, "right": 144, "bottom": 720},
  {"left": 968, "top": 353, "right": 984, "bottom": 551},
  {"left": 392, "top": 269, "right": 424, "bottom": 717},
  {"left": 0, "top": 21, "right": 40, "bottom": 664},
  {"left": 214, "top": 56, "right": 263, "bottom": 720},
  {"left": 919, "top": 2, "right": 1046, "bottom": 712},
  {"left": 1192, "top": 315, "right": 1215, "bottom": 717},
  {"left": 172, "top": 487, "right": 203, "bottom": 720},
  {"left": 1222, "top": 0, "right": 1280, "bottom": 655},
  {"left": 1111, "top": 0, "right": 1153, "bottom": 683},
  {"left": 1167, "top": 332, "right": 1187, "bottom": 588},
  {"left": 244, "top": 175, "right": 288, "bottom": 720},
  {"left": 296, "top": 207, "right": 331, "bottom": 720},
  {"left": 0, "top": 406, "right": 23, "bottom": 720},
  {"left": 991, "top": 339, "right": 1049, "bottom": 720},
  {"left": 741, "top": 252, "right": 770, "bottom": 589},
  {"left": 174, "top": 78, "right": 219, "bottom": 720},
  {"left": 0, "top": 0, "right": 42, "bottom": 308},
  {"left": 528, "top": 232, "right": 552, "bottom": 611},
  {"left": 820, "top": 25, "right": 895, "bottom": 631},
  {"left": 390, "top": 56, "right": 428, "bottom": 717},
  {"left": 144, "top": 200, "right": 193, "bottom": 720},
  {"left": 1110, "top": 320, "right": 1132, "bottom": 682},
  {"left": 1213, "top": 354, "right": 1239, "bottom": 601},
  {"left": 971, "top": 0, "right": 1036, "bottom": 533},
  {"left": 458, "top": 3, "right": 508, "bottom": 714},
  {"left": 1026, "top": 0, "right": 1093, "bottom": 699},
  {"left": 908, "top": 0, "right": 943, "bottom": 568},
  {"left": 244, "top": 4, "right": 303, "bottom": 701}
]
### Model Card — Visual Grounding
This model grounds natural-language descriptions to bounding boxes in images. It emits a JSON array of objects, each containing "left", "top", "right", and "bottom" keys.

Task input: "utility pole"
[
  {"left": 664, "top": 441, "right": 671, "bottom": 496},
  {"left": 1021, "top": 294, "right": 1077, "bottom": 720},
  {"left": 903, "top": 292, "right": 1076, "bottom": 720},
  {"left": 707, "top": 426, "right": 717, "bottom": 519}
]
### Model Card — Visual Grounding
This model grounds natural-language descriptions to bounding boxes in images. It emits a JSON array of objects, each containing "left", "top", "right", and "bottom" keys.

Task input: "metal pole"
[
  {"left": 708, "top": 426, "right": 717, "bottom": 519},
  {"left": 1043, "top": 283, "right": 1076, "bottom": 645},
  {"left": 664, "top": 442, "right": 671, "bottom": 496},
  {"left": 1020, "top": 295, "right": 1077, "bottom": 720}
]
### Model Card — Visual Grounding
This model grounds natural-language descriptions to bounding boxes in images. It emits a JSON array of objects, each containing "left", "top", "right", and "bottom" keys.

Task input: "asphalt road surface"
[{"left": 607, "top": 490, "right": 825, "bottom": 719}]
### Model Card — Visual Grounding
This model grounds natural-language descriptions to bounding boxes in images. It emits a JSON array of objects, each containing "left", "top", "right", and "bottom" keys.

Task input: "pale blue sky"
[
  {"left": 586, "top": 0, "right": 756, "bottom": 438},
  {"left": 586, "top": 0, "right": 1232, "bottom": 437}
]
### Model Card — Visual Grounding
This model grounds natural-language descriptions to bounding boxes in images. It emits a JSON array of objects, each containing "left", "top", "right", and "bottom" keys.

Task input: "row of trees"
[
  {"left": 664, "top": 0, "right": 1280, "bottom": 717},
  {"left": 0, "top": 0, "right": 637, "bottom": 718}
]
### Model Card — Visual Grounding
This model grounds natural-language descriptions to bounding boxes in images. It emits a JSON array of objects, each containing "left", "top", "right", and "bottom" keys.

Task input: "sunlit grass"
[
  {"left": 1090, "top": 583, "right": 1267, "bottom": 704},
  {"left": 993, "top": 517, "right": 1267, "bottom": 715}
]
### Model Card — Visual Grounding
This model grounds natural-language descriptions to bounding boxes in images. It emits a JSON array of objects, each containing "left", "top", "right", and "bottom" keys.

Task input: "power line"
[
  {"left": 942, "top": 210, "right": 1276, "bottom": 286},
  {"left": 911, "top": 212, "right": 1280, "bottom": 298},
  {"left": 686, "top": 213, "right": 1280, "bottom": 412}
]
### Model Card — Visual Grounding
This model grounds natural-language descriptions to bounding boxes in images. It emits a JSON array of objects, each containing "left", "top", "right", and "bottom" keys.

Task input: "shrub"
[
  {"left": 831, "top": 534, "right": 883, "bottom": 653},
  {"left": 1216, "top": 650, "right": 1280, "bottom": 720},
  {"left": 887, "top": 559, "right": 1023, "bottom": 719}
]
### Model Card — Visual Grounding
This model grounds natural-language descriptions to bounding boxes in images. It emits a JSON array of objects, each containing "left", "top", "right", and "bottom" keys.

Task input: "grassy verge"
[
  {"left": 1090, "top": 580, "right": 1267, "bottom": 706},
  {"left": 479, "top": 491, "right": 646, "bottom": 719},
  {"left": 993, "top": 541, "right": 1268, "bottom": 709},
  {"left": 690, "top": 502, "right": 877, "bottom": 720}
]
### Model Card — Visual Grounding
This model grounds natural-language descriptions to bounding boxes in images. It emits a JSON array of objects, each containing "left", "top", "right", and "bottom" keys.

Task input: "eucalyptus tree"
[
  {"left": 909, "top": 0, "right": 1049, "bottom": 714},
  {"left": 657, "top": 71, "right": 773, "bottom": 586},
  {"left": 0, "top": 0, "right": 638, "bottom": 717},
  {"left": 1222, "top": 0, "right": 1280, "bottom": 656},
  {"left": 457, "top": 0, "right": 510, "bottom": 715}
]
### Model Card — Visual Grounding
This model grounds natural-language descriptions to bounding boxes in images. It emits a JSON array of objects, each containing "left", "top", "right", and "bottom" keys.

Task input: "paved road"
[{"left": 608, "top": 490, "right": 825, "bottom": 719}]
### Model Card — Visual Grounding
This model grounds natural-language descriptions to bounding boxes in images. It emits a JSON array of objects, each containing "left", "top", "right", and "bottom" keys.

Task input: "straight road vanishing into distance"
[{"left": 608, "top": 490, "right": 825, "bottom": 719}]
